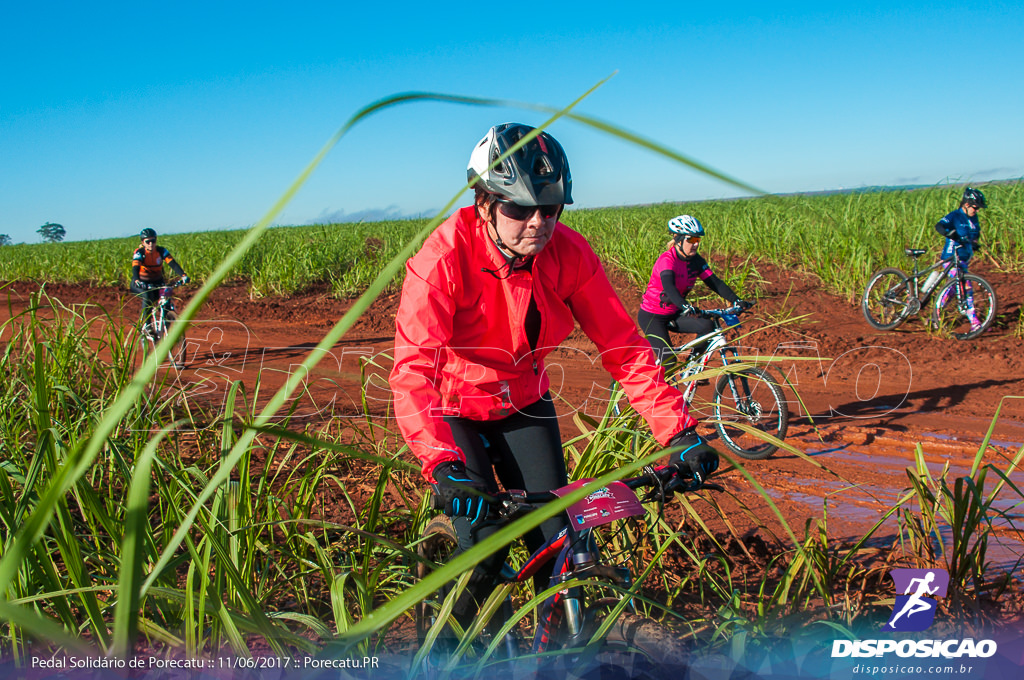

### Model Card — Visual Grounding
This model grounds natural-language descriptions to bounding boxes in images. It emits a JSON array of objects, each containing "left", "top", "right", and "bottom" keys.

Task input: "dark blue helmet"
[
  {"left": 139, "top": 228, "right": 157, "bottom": 240},
  {"left": 961, "top": 187, "right": 987, "bottom": 209}
]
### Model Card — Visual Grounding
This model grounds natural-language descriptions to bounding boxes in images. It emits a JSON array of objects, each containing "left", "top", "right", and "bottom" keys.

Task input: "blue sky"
[{"left": 2, "top": 1, "right": 1022, "bottom": 244}]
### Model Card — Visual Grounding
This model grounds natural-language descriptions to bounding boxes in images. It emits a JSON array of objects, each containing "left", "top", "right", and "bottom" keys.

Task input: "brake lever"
[
  {"left": 497, "top": 498, "right": 535, "bottom": 521},
  {"left": 665, "top": 475, "right": 723, "bottom": 495}
]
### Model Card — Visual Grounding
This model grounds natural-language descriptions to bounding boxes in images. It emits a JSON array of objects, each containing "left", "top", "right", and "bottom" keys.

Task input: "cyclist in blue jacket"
[
  {"left": 936, "top": 187, "right": 985, "bottom": 267},
  {"left": 932, "top": 187, "right": 986, "bottom": 330}
]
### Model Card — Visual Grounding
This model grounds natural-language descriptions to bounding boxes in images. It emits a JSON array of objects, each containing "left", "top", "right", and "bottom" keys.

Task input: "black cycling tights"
[
  {"left": 637, "top": 308, "right": 715, "bottom": 370},
  {"left": 130, "top": 279, "right": 163, "bottom": 321},
  {"left": 442, "top": 393, "right": 567, "bottom": 626}
]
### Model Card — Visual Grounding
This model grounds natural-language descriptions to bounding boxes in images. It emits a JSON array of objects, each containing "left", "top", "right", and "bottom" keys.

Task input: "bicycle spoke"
[
  {"left": 713, "top": 368, "right": 789, "bottom": 460},
  {"left": 862, "top": 269, "right": 913, "bottom": 330},
  {"left": 932, "top": 274, "right": 997, "bottom": 340}
]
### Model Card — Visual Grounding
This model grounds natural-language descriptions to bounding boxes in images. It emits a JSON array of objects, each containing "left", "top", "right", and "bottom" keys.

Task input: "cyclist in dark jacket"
[
  {"left": 935, "top": 187, "right": 985, "bottom": 267},
  {"left": 930, "top": 187, "right": 986, "bottom": 330},
  {"left": 130, "top": 228, "right": 189, "bottom": 328},
  {"left": 638, "top": 215, "right": 750, "bottom": 369}
]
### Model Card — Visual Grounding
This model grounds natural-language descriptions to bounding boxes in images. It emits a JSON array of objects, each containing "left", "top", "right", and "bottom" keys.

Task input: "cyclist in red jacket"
[{"left": 389, "top": 123, "right": 720, "bottom": 630}]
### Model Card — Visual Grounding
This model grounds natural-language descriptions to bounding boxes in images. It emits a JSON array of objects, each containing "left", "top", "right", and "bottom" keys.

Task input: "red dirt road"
[{"left": 4, "top": 258, "right": 1024, "bottom": 571}]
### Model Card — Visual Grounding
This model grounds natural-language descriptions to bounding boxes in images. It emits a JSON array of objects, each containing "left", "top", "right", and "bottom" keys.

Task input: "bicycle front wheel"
[
  {"left": 162, "top": 311, "right": 187, "bottom": 367},
  {"left": 713, "top": 367, "right": 789, "bottom": 460},
  {"left": 415, "top": 515, "right": 459, "bottom": 644},
  {"left": 932, "top": 274, "right": 997, "bottom": 340},
  {"left": 861, "top": 268, "right": 914, "bottom": 330},
  {"left": 576, "top": 614, "right": 688, "bottom": 680}
]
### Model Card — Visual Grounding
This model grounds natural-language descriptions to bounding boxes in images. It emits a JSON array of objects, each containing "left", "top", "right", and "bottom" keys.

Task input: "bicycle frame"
[
  {"left": 512, "top": 514, "right": 632, "bottom": 651},
  {"left": 668, "top": 307, "right": 742, "bottom": 405},
  {"left": 933, "top": 250, "right": 975, "bottom": 309},
  {"left": 900, "top": 249, "right": 961, "bottom": 305},
  {"left": 460, "top": 475, "right": 675, "bottom": 656},
  {"left": 140, "top": 280, "right": 182, "bottom": 342}
]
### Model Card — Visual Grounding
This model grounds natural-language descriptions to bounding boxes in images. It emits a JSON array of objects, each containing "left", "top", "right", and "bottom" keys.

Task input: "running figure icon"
[
  {"left": 884, "top": 568, "right": 949, "bottom": 632},
  {"left": 887, "top": 572, "right": 938, "bottom": 627}
]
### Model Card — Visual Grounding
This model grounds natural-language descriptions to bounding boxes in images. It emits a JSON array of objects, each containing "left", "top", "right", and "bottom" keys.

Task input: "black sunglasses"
[
  {"left": 495, "top": 198, "right": 561, "bottom": 221},
  {"left": 143, "top": 239, "right": 156, "bottom": 244}
]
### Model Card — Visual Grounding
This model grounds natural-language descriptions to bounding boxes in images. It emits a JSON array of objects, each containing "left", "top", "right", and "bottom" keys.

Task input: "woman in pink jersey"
[{"left": 638, "top": 215, "right": 750, "bottom": 369}]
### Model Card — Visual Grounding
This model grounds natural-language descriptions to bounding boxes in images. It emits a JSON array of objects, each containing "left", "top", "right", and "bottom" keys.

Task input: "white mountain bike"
[{"left": 614, "top": 305, "right": 789, "bottom": 460}]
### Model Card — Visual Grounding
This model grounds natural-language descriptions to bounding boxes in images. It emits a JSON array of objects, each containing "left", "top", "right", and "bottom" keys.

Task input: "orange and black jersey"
[{"left": 132, "top": 245, "right": 185, "bottom": 282}]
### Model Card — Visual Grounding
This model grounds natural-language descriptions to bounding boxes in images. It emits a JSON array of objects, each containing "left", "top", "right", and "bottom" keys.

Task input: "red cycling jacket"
[{"left": 390, "top": 206, "right": 696, "bottom": 480}]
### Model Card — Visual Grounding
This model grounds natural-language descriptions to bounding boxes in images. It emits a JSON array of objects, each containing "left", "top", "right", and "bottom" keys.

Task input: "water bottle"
[{"left": 921, "top": 269, "right": 943, "bottom": 296}]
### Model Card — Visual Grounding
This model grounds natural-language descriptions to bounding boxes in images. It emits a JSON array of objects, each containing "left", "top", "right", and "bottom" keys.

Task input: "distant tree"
[
  {"left": 0, "top": 234, "right": 12, "bottom": 246},
  {"left": 37, "top": 222, "right": 66, "bottom": 243}
]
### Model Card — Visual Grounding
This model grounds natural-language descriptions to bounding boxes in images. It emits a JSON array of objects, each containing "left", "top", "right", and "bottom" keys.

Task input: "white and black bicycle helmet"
[
  {"left": 667, "top": 215, "right": 704, "bottom": 239},
  {"left": 467, "top": 123, "right": 573, "bottom": 206},
  {"left": 139, "top": 227, "right": 157, "bottom": 240}
]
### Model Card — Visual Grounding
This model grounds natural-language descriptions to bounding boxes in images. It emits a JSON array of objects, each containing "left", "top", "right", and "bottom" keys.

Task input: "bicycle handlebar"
[
  {"left": 138, "top": 278, "right": 188, "bottom": 292},
  {"left": 430, "top": 465, "right": 715, "bottom": 521},
  {"left": 698, "top": 303, "right": 750, "bottom": 318},
  {"left": 691, "top": 303, "right": 753, "bottom": 328}
]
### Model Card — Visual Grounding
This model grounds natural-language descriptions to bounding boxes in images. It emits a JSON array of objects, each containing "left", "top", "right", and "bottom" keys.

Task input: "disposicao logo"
[
  {"left": 884, "top": 568, "right": 949, "bottom": 632},
  {"left": 831, "top": 568, "right": 998, "bottom": 659}
]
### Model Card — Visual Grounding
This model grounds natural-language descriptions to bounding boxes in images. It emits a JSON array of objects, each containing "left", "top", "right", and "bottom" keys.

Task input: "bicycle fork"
[
  {"left": 936, "top": 277, "right": 977, "bottom": 322},
  {"left": 718, "top": 347, "right": 760, "bottom": 418},
  {"left": 537, "top": 539, "right": 636, "bottom": 652}
]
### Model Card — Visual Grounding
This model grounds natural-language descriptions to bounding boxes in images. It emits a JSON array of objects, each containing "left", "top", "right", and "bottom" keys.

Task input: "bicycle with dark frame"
[
  {"left": 131, "top": 278, "right": 188, "bottom": 368},
  {"left": 861, "top": 245, "right": 996, "bottom": 340},
  {"left": 415, "top": 464, "right": 716, "bottom": 677}
]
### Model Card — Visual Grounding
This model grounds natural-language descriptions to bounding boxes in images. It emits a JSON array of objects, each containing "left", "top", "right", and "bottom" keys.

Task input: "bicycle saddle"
[{"left": 904, "top": 248, "right": 927, "bottom": 258}]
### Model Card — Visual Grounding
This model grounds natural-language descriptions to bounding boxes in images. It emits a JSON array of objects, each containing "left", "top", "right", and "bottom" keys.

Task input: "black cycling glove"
[
  {"left": 432, "top": 461, "right": 491, "bottom": 524},
  {"left": 678, "top": 303, "right": 698, "bottom": 317},
  {"left": 668, "top": 429, "right": 720, "bottom": 487}
]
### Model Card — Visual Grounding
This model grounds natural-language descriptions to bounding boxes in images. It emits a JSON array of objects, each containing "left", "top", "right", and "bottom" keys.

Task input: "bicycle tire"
[
  {"left": 931, "top": 274, "right": 997, "bottom": 340},
  {"left": 135, "top": 310, "right": 161, "bottom": 362},
  {"left": 713, "top": 367, "right": 789, "bottom": 460},
  {"left": 162, "top": 310, "right": 187, "bottom": 367},
  {"left": 580, "top": 613, "right": 688, "bottom": 679},
  {"left": 414, "top": 515, "right": 520, "bottom": 667},
  {"left": 414, "top": 515, "right": 459, "bottom": 644},
  {"left": 861, "top": 268, "right": 914, "bottom": 330}
]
